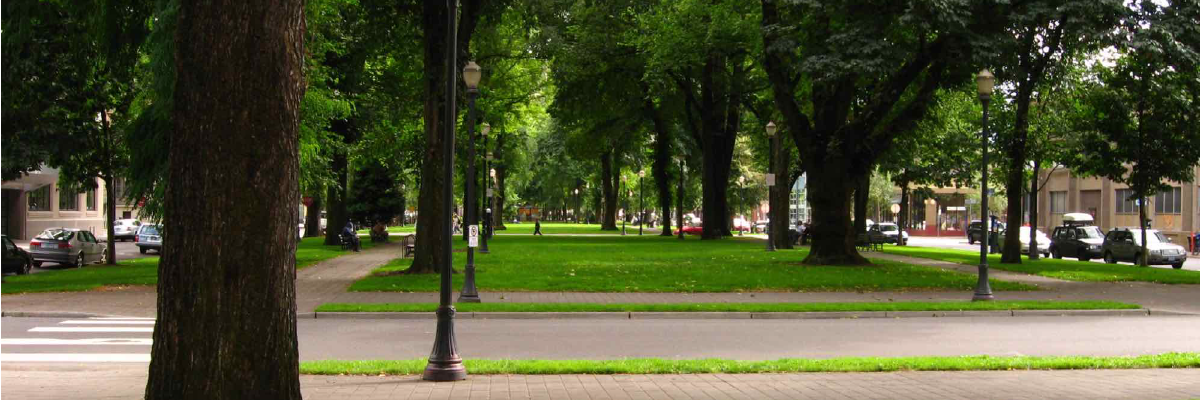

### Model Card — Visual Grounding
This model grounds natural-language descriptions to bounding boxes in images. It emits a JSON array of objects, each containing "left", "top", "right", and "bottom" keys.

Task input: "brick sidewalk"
[{"left": 3, "top": 366, "right": 1198, "bottom": 400}]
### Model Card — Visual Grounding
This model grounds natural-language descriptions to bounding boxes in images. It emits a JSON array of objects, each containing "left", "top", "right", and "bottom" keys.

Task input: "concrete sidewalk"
[{"left": 3, "top": 365, "right": 1198, "bottom": 400}]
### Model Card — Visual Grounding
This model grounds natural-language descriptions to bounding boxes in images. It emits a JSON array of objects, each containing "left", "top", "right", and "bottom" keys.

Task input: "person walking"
[{"left": 533, "top": 218, "right": 543, "bottom": 236}]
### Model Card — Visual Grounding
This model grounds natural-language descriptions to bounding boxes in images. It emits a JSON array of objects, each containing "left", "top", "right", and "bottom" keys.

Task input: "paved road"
[
  {"left": 5, "top": 316, "right": 1199, "bottom": 362},
  {"left": 908, "top": 236, "right": 1200, "bottom": 271}
]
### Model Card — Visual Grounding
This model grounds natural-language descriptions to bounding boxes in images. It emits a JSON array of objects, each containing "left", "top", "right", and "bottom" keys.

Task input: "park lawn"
[
  {"left": 350, "top": 235, "right": 1034, "bottom": 292},
  {"left": 498, "top": 222, "right": 648, "bottom": 235},
  {"left": 881, "top": 246, "right": 1200, "bottom": 284},
  {"left": 301, "top": 352, "right": 1199, "bottom": 375},
  {"left": 1, "top": 236, "right": 371, "bottom": 294},
  {"left": 315, "top": 300, "right": 1137, "bottom": 313}
]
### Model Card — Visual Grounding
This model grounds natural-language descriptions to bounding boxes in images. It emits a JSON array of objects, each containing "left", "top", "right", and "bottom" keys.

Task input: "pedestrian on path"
[{"left": 533, "top": 218, "right": 543, "bottom": 236}]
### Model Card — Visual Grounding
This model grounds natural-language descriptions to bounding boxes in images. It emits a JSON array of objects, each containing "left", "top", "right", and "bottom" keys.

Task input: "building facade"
[
  {"left": 2, "top": 168, "right": 140, "bottom": 240},
  {"left": 1036, "top": 167, "right": 1200, "bottom": 243}
]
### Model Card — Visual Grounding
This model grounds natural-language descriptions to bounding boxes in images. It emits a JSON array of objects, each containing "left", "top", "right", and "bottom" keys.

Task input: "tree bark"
[
  {"left": 323, "top": 149, "right": 349, "bottom": 245},
  {"left": 304, "top": 192, "right": 322, "bottom": 237},
  {"left": 642, "top": 88, "right": 674, "bottom": 236},
  {"left": 771, "top": 136, "right": 792, "bottom": 249},
  {"left": 104, "top": 175, "right": 117, "bottom": 265},
  {"left": 803, "top": 159, "right": 869, "bottom": 265},
  {"left": 146, "top": 0, "right": 304, "bottom": 397},
  {"left": 1028, "top": 159, "right": 1041, "bottom": 259},
  {"left": 898, "top": 181, "right": 910, "bottom": 245},
  {"left": 600, "top": 151, "right": 618, "bottom": 230},
  {"left": 698, "top": 55, "right": 740, "bottom": 240},
  {"left": 492, "top": 132, "right": 508, "bottom": 230},
  {"left": 854, "top": 172, "right": 870, "bottom": 235},
  {"left": 1001, "top": 98, "right": 1032, "bottom": 263}
]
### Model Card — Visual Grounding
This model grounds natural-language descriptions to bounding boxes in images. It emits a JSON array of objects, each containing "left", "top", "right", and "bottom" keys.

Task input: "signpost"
[{"left": 468, "top": 225, "right": 479, "bottom": 248}]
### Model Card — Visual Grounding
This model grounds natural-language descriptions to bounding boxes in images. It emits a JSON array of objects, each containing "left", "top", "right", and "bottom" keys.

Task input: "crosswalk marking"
[
  {"left": 1, "top": 338, "right": 152, "bottom": 346},
  {"left": 60, "top": 320, "right": 155, "bottom": 325},
  {"left": 0, "top": 353, "right": 151, "bottom": 362},
  {"left": 29, "top": 327, "right": 154, "bottom": 333},
  {"left": 87, "top": 317, "right": 154, "bottom": 320}
]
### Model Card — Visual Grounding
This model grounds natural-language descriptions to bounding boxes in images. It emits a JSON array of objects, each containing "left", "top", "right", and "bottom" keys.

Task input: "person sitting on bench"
[{"left": 342, "top": 221, "right": 361, "bottom": 252}]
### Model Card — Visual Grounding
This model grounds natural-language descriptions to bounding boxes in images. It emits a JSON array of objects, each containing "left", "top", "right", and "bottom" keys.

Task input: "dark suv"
[
  {"left": 1049, "top": 225, "right": 1105, "bottom": 262},
  {"left": 967, "top": 220, "right": 1005, "bottom": 245},
  {"left": 1101, "top": 228, "right": 1187, "bottom": 269}
]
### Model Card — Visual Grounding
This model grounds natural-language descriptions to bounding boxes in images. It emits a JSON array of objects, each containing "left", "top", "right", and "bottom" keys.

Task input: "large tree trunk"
[
  {"left": 409, "top": 1, "right": 454, "bottom": 273},
  {"left": 1028, "top": 159, "right": 1040, "bottom": 260},
  {"left": 771, "top": 136, "right": 791, "bottom": 249},
  {"left": 492, "top": 132, "right": 507, "bottom": 230},
  {"left": 803, "top": 159, "right": 869, "bottom": 265},
  {"left": 323, "top": 149, "right": 349, "bottom": 245},
  {"left": 643, "top": 89, "right": 674, "bottom": 236},
  {"left": 853, "top": 173, "right": 870, "bottom": 235},
  {"left": 146, "top": 0, "right": 304, "bottom": 397},
  {"left": 103, "top": 175, "right": 117, "bottom": 265},
  {"left": 304, "top": 192, "right": 322, "bottom": 237},
  {"left": 1001, "top": 99, "right": 1032, "bottom": 263},
  {"left": 600, "top": 152, "right": 618, "bottom": 230},
  {"left": 898, "top": 181, "right": 910, "bottom": 245},
  {"left": 699, "top": 55, "right": 740, "bottom": 240}
]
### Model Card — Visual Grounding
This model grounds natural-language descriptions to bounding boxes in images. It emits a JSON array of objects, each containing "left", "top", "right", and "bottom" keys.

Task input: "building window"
[
  {"left": 1154, "top": 186, "right": 1182, "bottom": 214},
  {"left": 86, "top": 187, "right": 97, "bottom": 211},
  {"left": 58, "top": 186, "right": 79, "bottom": 211},
  {"left": 1050, "top": 191, "right": 1067, "bottom": 214},
  {"left": 1115, "top": 188, "right": 1137, "bottom": 214},
  {"left": 28, "top": 186, "right": 50, "bottom": 211}
]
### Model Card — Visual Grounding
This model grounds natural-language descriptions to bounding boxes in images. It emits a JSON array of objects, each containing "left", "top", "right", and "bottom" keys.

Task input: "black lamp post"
[
  {"left": 765, "top": 122, "right": 777, "bottom": 252},
  {"left": 677, "top": 156, "right": 685, "bottom": 240},
  {"left": 425, "top": 0, "right": 465, "bottom": 381},
  {"left": 458, "top": 61, "right": 482, "bottom": 304},
  {"left": 738, "top": 176, "right": 745, "bottom": 237},
  {"left": 974, "top": 69, "right": 995, "bottom": 302},
  {"left": 638, "top": 170, "right": 645, "bottom": 236}
]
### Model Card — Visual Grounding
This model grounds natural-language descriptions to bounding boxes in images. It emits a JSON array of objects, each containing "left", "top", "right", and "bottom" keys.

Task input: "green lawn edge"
[
  {"left": 301, "top": 353, "right": 1199, "bottom": 375},
  {"left": 315, "top": 300, "right": 1139, "bottom": 313},
  {"left": 880, "top": 246, "right": 1200, "bottom": 284}
]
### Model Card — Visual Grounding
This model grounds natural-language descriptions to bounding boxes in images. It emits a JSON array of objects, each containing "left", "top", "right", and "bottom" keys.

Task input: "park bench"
[
  {"left": 339, "top": 231, "right": 357, "bottom": 251},
  {"left": 855, "top": 232, "right": 885, "bottom": 252},
  {"left": 400, "top": 234, "right": 416, "bottom": 258}
]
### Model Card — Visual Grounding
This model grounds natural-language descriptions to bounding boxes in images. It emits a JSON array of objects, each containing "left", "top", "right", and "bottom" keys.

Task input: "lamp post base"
[
  {"left": 972, "top": 264, "right": 994, "bottom": 302},
  {"left": 423, "top": 306, "right": 467, "bottom": 381},
  {"left": 458, "top": 262, "right": 482, "bottom": 303},
  {"left": 971, "top": 292, "right": 995, "bottom": 302}
]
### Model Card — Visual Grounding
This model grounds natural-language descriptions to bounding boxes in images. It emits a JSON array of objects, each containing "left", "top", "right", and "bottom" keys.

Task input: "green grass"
[
  {"left": 881, "top": 246, "right": 1200, "bottom": 284},
  {"left": 300, "top": 353, "right": 1200, "bottom": 375},
  {"left": 315, "top": 300, "right": 1138, "bottom": 313},
  {"left": 365, "top": 222, "right": 627, "bottom": 235},
  {"left": 1, "top": 236, "right": 372, "bottom": 294},
  {"left": 351, "top": 235, "right": 1033, "bottom": 292}
]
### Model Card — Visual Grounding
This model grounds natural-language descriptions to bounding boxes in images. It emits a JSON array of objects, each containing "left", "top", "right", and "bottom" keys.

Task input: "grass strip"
[
  {"left": 301, "top": 353, "right": 1200, "bottom": 375},
  {"left": 881, "top": 246, "right": 1200, "bottom": 284},
  {"left": 315, "top": 300, "right": 1139, "bottom": 313},
  {"left": 1, "top": 236, "right": 372, "bottom": 294},
  {"left": 353, "top": 235, "right": 1035, "bottom": 292}
]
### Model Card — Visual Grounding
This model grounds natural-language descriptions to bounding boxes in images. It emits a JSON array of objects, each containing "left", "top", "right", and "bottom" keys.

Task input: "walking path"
[
  {"left": 3, "top": 241, "right": 1199, "bottom": 318},
  {"left": 3, "top": 365, "right": 1198, "bottom": 400}
]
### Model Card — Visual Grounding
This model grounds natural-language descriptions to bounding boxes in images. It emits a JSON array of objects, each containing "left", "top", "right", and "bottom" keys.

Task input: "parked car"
[
  {"left": 112, "top": 219, "right": 142, "bottom": 241},
  {"left": 1049, "top": 213, "right": 1103, "bottom": 262},
  {"left": 135, "top": 224, "right": 163, "bottom": 254},
  {"left": 753, "top": 220, "right": 770, "bottom": 232},
  {"left": 732, "top": 218, "right": 751, "bottom": 232},
  {"left": 967, "top": 220, "right": 1005, "bottom": 244},
  {"left": 996, "top": 226, "right": 1050, "bottom": 257},
  {"left": 2, "top": 235, "right": 34, "bottom": 275},
  {"left": 680, "top": 224, "right": 704, "bottom": 235},
  {"left": 1102, "top": 228, "right": 1186, "bottom": 269},
  {"left": 29, "top": 228, "right": 107, "bottom": 268},
  {"left": 874, "top": 222, "right": 908, "bottom": 245}
]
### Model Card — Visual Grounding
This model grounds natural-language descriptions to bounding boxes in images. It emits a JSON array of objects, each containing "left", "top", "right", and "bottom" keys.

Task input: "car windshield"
[
  {"left": 1075, "top": 226, "right": 1103, "bottom": 239},
  {"left": 140, "top": 226, "right": 161, "bottom": 235},
  {"left": 879, "top": 225, "right": 898, "bottom": 232},
  {"left": 35, "top": 229, "right": 74, "bottom": 241}
]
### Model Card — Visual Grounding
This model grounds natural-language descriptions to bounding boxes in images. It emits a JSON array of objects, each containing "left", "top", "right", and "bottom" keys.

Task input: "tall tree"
[
  {"left": 145, "top": 0, "right": 305, "bottom": 397},
  {"left": 760, "top": 0, "right": 999, "bottom": 264},
  {"left": 1067, "top": 0, "right": 1200, "bottom": 267}
]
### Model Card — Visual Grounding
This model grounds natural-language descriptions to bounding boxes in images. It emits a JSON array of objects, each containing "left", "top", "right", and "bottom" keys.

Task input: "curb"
[{"left": 308, "top": 308, "right": 1186, "bottom": 320}]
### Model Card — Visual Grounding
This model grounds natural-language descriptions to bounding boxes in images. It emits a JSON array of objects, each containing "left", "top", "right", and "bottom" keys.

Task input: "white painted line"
[
  {"left": 0, "top": 338, "right": 152, "bottom": 346},
  {"left": 61, "top": 320, "right": 155, "bottom": 325},
  {"left": 29, "top": 327, "right": 153, "bottom": 333},
  {"left": 0, "top": 353, "right": 150, "bottom": 363},
  {"left": 88, "top": 317, "right": 155, "bottom": 320}
]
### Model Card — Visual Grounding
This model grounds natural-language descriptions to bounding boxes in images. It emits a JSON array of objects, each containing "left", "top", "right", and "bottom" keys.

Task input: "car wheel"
[
  {"left": 100, "top": 249, "right": 108, "bottom": 264},
  {"left": 1050, "top": 248, "right": 1061, "bottom": 259},
  {"left": 1172, "top": 263, "right": 1183, "bottom": 269},
  {"left": 968, "top": 237, "right": 975, "bottom": 245},
  {"left": 33, "top": 261, "right": 43, "bottom": 268},
  {"left": 74, "top": 253, "right": 85, "bottom": 268},
  {"left": 1103, "top": 252, "right": 1116, "bottom": 264},
  {"left": 139, "top": 247, "right": 147, "bottom": 254},
  {"left": 20, "top": 258, "right": 32, "bottom": 275},
  {"left": 1080, "top": 256, "right": 1090, "bottom": 262},
  {"left": 1132, "top": 253, "right": 1141, "bottom": 266}
]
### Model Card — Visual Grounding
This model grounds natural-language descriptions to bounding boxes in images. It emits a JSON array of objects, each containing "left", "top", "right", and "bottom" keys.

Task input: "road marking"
[
  {"left": 61, "top": 320, "right": 155, "bottom": 325},
  {"left": 29, "top": 327, "right": 153, "bottom": 333},
  {"left": 1, "top": 338, "right": 152, "bottom": 346},
  {"left": 87, "top": 317, "right": 155, "bottom": 320},
  {"left": 0, "top": 353, "right": 150, "bottom": 363}
]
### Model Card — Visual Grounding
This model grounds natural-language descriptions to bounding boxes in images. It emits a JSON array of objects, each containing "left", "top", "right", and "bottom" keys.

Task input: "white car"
[
  {"left": 998, "top": 226, "right": 1051, "bottom": 257},
  {"left": 875, "top": 222, "right": 909, "bottom": 245},
  {"left": 112, "top": 219, "right": 142, "bottom": 241}
]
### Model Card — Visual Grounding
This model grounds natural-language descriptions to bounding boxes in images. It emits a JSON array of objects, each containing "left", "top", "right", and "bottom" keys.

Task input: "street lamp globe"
[
  {"left": 976, "top": 69, "right": 995, "bottom": 100},
  {"left": 765, "top": 121, "right": 777, "bottom": 137},
  {"left": 638, "top": 170, "right": 644, "bottom": 178},
  {"left": 463, "top": 61, "right": 482, "bottom": 90},
  {"left": 481, "top": 122, "right": 490, "bottom": 137}
]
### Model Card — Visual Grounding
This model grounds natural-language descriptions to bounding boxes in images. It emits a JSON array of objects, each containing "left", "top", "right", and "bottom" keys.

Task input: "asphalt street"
[
  {"left": 4, "top": 315, "right": 1199, "bottom": 363},
  {"left": 908, "top": 236, "right": 1200, "bottom": 271},
  {"left": 7, "top": 240, "right": 155, "bottom": 275}
]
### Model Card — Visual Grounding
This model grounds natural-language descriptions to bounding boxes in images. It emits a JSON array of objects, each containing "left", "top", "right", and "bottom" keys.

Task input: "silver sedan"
[{"left": 29, "top": 228, "right": 107, "bottom": 268}]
